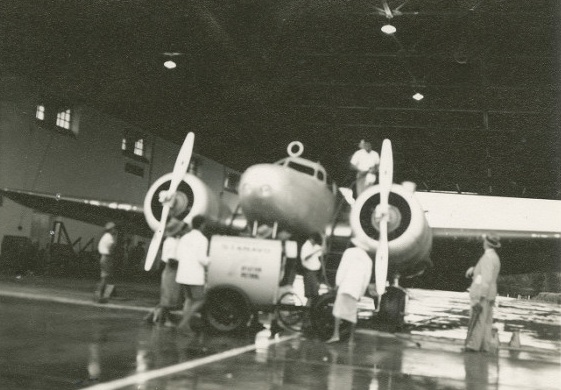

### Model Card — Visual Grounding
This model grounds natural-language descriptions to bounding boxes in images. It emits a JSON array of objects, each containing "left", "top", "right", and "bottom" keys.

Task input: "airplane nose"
[
  {"left": 240, "top": 165, "right": 281, "bottom": 199},
  {"left": 260, "top": 184, "right": 272, "bottom": 197},
  {"left": 241, "top": 183, "right": 272, "bottom": 198}
]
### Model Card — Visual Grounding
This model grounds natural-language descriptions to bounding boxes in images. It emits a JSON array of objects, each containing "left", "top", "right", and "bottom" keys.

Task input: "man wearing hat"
[
  {"left": 464, "top": 233, "right": 501, "bottom": 352},
  {"left": 145, "top": 217, "right": 189, "bottom": 325},
  {"left": 94, "top": 222, "right": 117, "bottom": 303}
]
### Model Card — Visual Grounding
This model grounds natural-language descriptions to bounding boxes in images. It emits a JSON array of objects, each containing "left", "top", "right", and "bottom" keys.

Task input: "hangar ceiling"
[{"left": 1, "top": 0, "right": 560, "bottom": 199}]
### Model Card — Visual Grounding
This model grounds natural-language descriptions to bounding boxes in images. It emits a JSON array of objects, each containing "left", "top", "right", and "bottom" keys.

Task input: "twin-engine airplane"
[{"left": 2, "top": 132, "right": 560, "bottom": 299}]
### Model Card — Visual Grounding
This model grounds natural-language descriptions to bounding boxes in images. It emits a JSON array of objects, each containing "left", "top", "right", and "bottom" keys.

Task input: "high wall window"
[
  {"left": 56, "top": 109, "right": 72, "bottom": 129},
  {"left": 36, "top": 105, "right": 45, "bottom": 120},
  {"left": 35, "top": 102, "right": 78, "bottom": 137},
  {"left": 224, "top": 172, "right": 240, "bottom": 193},
  {"left": 122, "top": 130, "right": 149, "bottom": 163},
  {"left": 134, "top": 138, "right": 144, "bottom": 156}
]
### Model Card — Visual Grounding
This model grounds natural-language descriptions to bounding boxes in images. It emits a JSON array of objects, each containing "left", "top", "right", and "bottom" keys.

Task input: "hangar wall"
[{"left": 0, "top": 75, "right": 240, "bottom": 255}]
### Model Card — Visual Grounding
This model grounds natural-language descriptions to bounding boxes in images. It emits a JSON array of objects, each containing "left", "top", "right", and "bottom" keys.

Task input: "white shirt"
[
  {"left": 336, "top": 247, "right": 372, "bottom": 300},
  {"left": 469, "top": 248, "right": 501, "bottom": 303},
  {"left": 175, "top": 229, "right": 209, "bottom": 286},
  {"left": 350, "top": 149, "right": 380, "bottom": 173},
  {"left": 161, "top": 236, "right": 180, "bottom": 263},
  {"left": 300, "top": 240, "right": 322, "bottom": 271},
  {"left": 98, "top": 232, "right": 115, "bottom": 255}
]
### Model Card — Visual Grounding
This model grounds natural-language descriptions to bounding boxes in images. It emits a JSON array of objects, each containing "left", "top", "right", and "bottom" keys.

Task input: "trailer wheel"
[
  {"left": 310, "top": 291, "right": 350, "bottom": 341},
  {"left": 203, "top": 287, "right": 251, "bottom": 333},
  {"left": 275, "top": 291, "right": 305, "bottom": 332}
]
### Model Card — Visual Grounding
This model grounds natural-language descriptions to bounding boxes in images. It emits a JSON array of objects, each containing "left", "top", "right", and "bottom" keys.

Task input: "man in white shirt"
[
  {"left": 94, "top": 222, "right": 117, "bottom": 303},
  {"left": 350, "top": 140, "right": 380, "bottom": 197},
  {"left": 175, "top": 215, "right": 209, "bottom": 335},
  {"left": 326, "top": 241, "right": 372, "bottom": 344}
]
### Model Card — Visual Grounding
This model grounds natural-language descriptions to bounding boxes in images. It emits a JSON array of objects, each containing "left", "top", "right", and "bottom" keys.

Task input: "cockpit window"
[
  {"left": 317, "top": 170, "right": 324, "bottom": 181},
  {"left": 287, "top": 161, "right": 315, "bottom": 176}
]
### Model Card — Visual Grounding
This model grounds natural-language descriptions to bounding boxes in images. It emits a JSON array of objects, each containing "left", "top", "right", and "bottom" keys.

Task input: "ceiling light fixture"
[
  {"left": 377, "top": 0, "right": 401, "bottom": 35},
  {"left": 381, "top": 23, "right": 396, "bottom": 34},
  {"left": 412, "top": 92, "right": 424, "bottom": 101},
  {"left": 163, "top": 60, "right": 177, "bottom": 69},
  {"left": 162, "top": 52, "right": 183, "bottom": 70}
]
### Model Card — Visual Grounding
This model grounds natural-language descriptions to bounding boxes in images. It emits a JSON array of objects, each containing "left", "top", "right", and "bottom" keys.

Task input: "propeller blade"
[
  {"left": 375, "top": 139, "right": 393, "bottom": 297},
  {"left": 169, "top": 132, "right": 195, "bottom": 194},
  {"left": 144, "top": 132, "right": 195, "bottom": 271},
  {"left": 379, "top": 139, "right": 393, "bottom": 201},
  {"left": 375, "top": 218, "right": 388, "bottom": 297},
  {"left": 145, "top": 205, "right": 169, "bottom": 271}
]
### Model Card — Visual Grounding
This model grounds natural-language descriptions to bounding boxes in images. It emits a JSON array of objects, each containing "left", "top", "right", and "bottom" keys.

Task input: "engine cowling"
[
  {"left": 144, "top": 173, "right": 233, "bottom": 232},
  {"left": 350, "top": 183, "right": 432, "bottom": 277}
]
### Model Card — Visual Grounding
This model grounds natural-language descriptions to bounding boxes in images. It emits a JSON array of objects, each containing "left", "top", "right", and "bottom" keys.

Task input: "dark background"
[{"left": 2, "top": 0, "right": 559, "bottom": 199}]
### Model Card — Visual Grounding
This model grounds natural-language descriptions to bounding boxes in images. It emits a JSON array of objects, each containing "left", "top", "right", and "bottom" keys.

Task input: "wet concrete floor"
[{"left": 0, "top": 276, "right": 559, "bottom": 390}]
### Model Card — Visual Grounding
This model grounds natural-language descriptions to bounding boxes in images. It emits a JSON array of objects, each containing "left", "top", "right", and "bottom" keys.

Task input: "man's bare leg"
[{"left": 326, "top": 317, "right": 341, "bottom": 343}]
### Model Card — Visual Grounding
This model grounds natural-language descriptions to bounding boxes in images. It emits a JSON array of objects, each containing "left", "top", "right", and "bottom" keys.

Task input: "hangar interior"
[
  {"left": 0, "top": 3, "right": 560, "bottom": 389},
  {"left": 0, "top": 0, "right": 560, "bottom": 293}
]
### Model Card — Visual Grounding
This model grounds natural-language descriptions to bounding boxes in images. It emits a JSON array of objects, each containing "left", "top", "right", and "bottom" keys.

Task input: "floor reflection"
[
  {"left": 1, "top": 289, "right": 560, "bottom": 390},
  {"left": 104, "top": 322, "right": 559, "bottom": 390}
]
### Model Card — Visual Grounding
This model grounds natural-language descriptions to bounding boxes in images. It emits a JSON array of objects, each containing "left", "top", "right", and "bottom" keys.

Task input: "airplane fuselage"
[{"left": 238, "top": 157, "right": 336, "bottom": 238}]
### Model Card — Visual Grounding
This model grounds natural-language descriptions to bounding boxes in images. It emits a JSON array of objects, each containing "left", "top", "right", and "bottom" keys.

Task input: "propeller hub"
[
  {"left": 371, "top": 204, "right": 401, "bottom": 234},
  {"left": 169, "top": 191, "right": 189, "bottom": 217}
]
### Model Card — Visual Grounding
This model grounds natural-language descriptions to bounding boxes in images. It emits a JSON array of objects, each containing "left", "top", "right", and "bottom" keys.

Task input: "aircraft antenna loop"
[{"left": 287, "top": 141, "right": 304, "bottom": 157}]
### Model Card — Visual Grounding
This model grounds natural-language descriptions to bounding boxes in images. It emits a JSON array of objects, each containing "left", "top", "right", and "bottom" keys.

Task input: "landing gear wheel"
[
  {"left": 275, "top": 291, "right": 305, "bottom": 332},
  {"left": 203, "top": 287, "right": 251, "bottom": 333},
  {"left": 310, "top": 291, "right": 350, "bottom": 341},
  {"left": 377, "top": 286, "right": 407, "bottom": 332}
]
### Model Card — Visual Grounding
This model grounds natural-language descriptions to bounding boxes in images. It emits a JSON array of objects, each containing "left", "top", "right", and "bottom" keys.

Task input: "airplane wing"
[
  {"left": 1, "top": 133, "right": 240, "bottom": 271},
  {"left": 417, "top": 191, "right": 561, "bottom": 238},
  {"left": 412, "top": 191, "right": 561, "bottom": 290},
  {"left": 1, "top": 168, "right": 242, "bottom": 245},
  {"left": 0, "top": 187, "right": 152, "bottom": 237},
  {"left": 334, "top": 185, "right": 561, "bottom": 291}
]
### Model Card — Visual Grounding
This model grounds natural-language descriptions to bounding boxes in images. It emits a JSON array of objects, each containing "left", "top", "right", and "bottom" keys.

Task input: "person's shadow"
[{"left": 464, "top": 352, "right": 497, "bottom": 390}]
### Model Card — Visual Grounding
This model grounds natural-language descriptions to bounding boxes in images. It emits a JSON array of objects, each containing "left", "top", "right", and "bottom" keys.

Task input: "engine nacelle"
[
  {"left": 144, "top": 173, "right": 233, "bottom": 232},
  {"left": 350, "top": 183, "right": 432, "bottom": 277}
]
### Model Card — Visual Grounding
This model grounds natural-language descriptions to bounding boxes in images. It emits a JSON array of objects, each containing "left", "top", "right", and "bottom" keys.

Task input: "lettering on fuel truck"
[
  {"left": 220, "top": 243, "right": 272, "bottom": 254},
  {"left": 240, "top": 265, "right": 262, "bottom": 280}
]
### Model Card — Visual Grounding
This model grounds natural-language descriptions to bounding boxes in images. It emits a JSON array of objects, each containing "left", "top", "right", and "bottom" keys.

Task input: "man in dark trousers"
[
  {"left": 175, "top": 215, "right": 209, "bottom": 335},
  {"left": 144, "top": 219, "right": 187, "bottom": 326},
  {"left": 300, "top": 232, "right": 324, "bottom": 333},
  {"left": 464, "top": 234, "right": 501, "bottom": 352}
]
